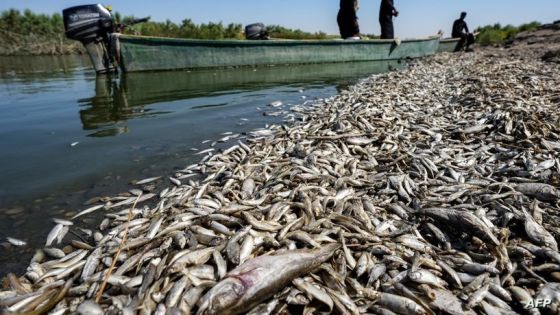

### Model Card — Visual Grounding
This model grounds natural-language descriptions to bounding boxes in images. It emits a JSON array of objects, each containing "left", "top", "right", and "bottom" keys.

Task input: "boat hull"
[
  {"left": 117, "top": 35, "right": 440, "bottom": 72},
  {"left": 437, "top": 38, "right": 461, "bottom": 53}
]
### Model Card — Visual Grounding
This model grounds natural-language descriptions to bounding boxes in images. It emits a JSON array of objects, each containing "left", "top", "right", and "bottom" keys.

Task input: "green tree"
[{"left": 3, "top": 9, "right": 21, "bottom": 29}]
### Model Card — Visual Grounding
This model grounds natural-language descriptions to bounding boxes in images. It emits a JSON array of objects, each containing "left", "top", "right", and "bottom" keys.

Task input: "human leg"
[
  {"left": 351, "top": 18, "right": 360, "bottom": 38},
  {"left": 456, "top": 33, "right": 468, "bottom": 51},
  {"left": 380, "top": 17, "right": 394, "bottom": 39},
  {"left": 337, "top": 13, "right": 348, "bottom": 38},
  {"left": 466, "top": 33, "right": 475, "bottom": 49},
  {"left": 338, "top": 12, "right": 359, "bottom": 39}
]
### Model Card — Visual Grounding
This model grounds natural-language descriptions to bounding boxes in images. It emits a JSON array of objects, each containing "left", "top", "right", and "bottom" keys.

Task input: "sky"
[{"left": 2, "top": 1, "right": 559, "bottom": 38}]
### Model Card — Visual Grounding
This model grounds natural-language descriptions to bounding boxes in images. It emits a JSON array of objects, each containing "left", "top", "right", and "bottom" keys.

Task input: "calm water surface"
[{"left": 0, "top": 55, "right": 403, "bottom": 275}]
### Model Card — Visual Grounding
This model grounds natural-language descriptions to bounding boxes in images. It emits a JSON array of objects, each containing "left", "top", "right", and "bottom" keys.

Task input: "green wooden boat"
[
  {"left": 62, "top": 5, "right": 441, "bottom": 74},
  {"left": 116, "top": 35, "right": 440, "bottom": 72}
]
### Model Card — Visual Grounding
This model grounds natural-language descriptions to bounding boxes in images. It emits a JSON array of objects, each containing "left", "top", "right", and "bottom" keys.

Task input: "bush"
[
  {"left": 476, "top": 21, "right": 541, "bottom": 46},
  {"left": 266, "top": 25, "right": 328, "bottom": 40},
  {"left": 477, "top": 28, "right": 506, "bottom": 46}
]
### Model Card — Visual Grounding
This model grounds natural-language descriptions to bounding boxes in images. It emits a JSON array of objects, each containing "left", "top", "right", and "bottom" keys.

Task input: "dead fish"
[
  {"left": 77, "top": 300, "right": 103, "bottom": 315},
  {"left": 522, "top": 207, "right": 558, "bottom": 251},
  {"left": 459, "top": 124, "right": 492, "bottom": 134},
  {"left": 293, "top": 278, "right": 333, "bottom": 311},
  {"left": 135, "top": 176, "right": 161, "bottom": 185},
  {"left": 52, "top": 218, "right": 73, "bottom": 226},
  {"left": 81, "top": 248, "right": 102, "bottom": 282},
  {"left": 197, "top": 243, "right": 340, "bottom": 315},
  {"left": 196, "top": 148, "right": 215, "bottom": 155},
  {"left": 46, "top": 224, "right": 64, "bottom": 247},
  {"left": 376, "top": 292, "right": 428, "bottom": 315},
  {"left": 169, "top": 177, "right": 181, "bottom": 186},
  {"left": 408, "top": 269, "right": 447, "bottom": 288},
  {"left": 6, "top": 237, "right": 27, "bottom": 247},
  {"left": 346, "top": 137, "right": 375, "bottom": 145},
  {"left": 72, "top": 204, "right": 104, "bottom": 219},
  {"left": 514, "top": 183, "right": 559, "bottom": 201}
]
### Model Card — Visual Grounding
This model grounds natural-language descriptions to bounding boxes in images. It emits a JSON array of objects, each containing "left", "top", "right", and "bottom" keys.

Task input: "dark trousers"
[
  {"left": 337, "top": 12, "right": 360, "bottom": 38},
  {"left": 379, "top": 16, "right": 394, "bottom": 39},
  {"left": 455, "top": 32, "right": 475, "bottom": 51}
]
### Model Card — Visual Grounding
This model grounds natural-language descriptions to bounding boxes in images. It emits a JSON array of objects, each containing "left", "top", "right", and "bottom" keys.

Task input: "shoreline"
[{"left": 1, "top": 44, "right": 560, "bottom": 314}]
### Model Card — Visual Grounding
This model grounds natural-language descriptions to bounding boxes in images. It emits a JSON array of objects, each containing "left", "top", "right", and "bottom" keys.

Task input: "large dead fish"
[{"left": 197, "top": 243, "right": 340, "bottom": 315}]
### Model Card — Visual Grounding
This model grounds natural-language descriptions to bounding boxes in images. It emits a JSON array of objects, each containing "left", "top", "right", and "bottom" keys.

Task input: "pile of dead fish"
[{"left": 2, "top": 47, "right": 560, "bottom": 315}]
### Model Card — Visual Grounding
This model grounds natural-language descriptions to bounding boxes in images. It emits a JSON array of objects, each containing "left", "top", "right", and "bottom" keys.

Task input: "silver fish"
[{"left": 197, "top": 243, "right": 339, "bottom": 315}]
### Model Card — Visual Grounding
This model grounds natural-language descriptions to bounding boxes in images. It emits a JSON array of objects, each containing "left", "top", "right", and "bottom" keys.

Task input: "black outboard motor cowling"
[
  {"left": 63, "top": 4, "right": 116, "bottom": 74},
  {"left": 245, "top": 23, "right": 269, "bottom": 40},
  {"left": 63, "top": 4, "right": 113, "bottom": 42}
]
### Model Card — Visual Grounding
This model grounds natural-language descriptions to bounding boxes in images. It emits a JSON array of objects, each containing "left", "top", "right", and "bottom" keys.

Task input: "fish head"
[
  {"left": 197, "top": 277, "right": 245, "bottom": 315},
  {"left": 407, "top": 270, "right": 421, "bottom": 282}
]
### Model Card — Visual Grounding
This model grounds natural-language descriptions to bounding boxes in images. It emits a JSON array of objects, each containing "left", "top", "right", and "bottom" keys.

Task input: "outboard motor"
[
  {"left": 245, "top": 23, "right": 269, "bottom": 40},
  {"left": 63, "top": 4, "right": 116, "bottom": 74}
]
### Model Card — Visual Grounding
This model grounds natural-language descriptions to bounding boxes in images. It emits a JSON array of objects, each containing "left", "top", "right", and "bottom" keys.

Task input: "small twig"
[{"left": 95, "top": 193, "right": 142, "bottom": 303}]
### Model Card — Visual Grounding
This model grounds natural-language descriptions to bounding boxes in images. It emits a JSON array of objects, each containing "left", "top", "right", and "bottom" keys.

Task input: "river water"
[{"left": 0, "top": 55, "right": 403, "bottom": 276}]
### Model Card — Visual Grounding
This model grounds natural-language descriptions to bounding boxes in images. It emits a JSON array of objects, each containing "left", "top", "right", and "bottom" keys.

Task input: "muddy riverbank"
[{"left": 1, "top": 42, "right": 560, "bottom": 314}]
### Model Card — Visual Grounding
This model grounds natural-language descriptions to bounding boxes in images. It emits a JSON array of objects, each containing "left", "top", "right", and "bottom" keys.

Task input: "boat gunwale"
[
  {"left": 118, "top": 34, "right": 442, "bottom": 47},
  {"left": 439, "top": 37, "right": 461, "bottom": 43}
]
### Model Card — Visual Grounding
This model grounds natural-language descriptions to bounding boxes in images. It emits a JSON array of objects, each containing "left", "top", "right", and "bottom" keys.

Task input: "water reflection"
[
  {"left": 79, "top": 77, "right": 134, "bottom": 137},
  {"left": 0, "top": 55, "right": 90, "bottom": 78},
  {"left": 79, "top": 60, "right": 403, "bottom": 137}
]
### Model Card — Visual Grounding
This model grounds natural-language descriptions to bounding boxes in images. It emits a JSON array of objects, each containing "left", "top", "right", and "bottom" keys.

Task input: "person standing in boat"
[
  {"left": 337, "top": 0, "right": 361, "bottom": 39},
  {"left": 452, "top": 12, "right": 475, "bottom": 51},
  {"left": 379, "top": 0, "right": 398, "bottom": 39}
]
